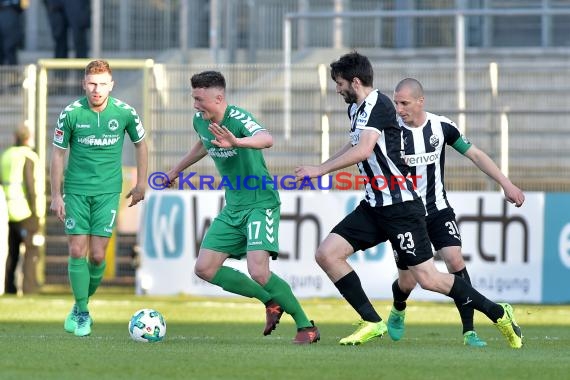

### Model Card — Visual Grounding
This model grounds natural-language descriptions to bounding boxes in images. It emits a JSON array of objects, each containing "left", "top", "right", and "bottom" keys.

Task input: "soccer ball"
[{"left": 128, "top": 308, "right": 166, "bottom": 342}]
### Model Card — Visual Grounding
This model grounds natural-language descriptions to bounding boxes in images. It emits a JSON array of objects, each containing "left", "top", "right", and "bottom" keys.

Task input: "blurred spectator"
[
  {"left": 1, "top": 125, "right": 43, "bottom": 294},
  {"left": 0, "top": 185, "right": 8, "bottom": 295},
  {"left": 0, "top": 0, "right": 26, "bottom": 65},
  {"left": 43, "top": 0, "right": 91, "bottom": 59}
]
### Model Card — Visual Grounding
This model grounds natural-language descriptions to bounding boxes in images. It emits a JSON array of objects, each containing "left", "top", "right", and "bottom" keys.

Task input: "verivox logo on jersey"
[{"left": 403, "top": 152, "right": 440, "bottom": 167}]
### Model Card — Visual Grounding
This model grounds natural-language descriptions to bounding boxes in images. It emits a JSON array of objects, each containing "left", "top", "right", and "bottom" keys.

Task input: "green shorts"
[
  {"left": 201, "top": 205, "right": 280, "bottom": 259},
  {"left": 63, "top": 193, "right": 120, "bottom": 237}
]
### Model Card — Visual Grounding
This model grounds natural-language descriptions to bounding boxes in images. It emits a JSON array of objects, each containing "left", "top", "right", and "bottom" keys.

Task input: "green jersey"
[
  {"left": 194, "top": 105, "right": 280, "bottom": 210},
  {"left": 52, "top": 96, "right": 146, "bottom": 195}
]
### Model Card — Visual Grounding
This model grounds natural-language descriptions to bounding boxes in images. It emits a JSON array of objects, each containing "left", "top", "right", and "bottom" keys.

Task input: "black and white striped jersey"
[
  {"left": 348, "top": 90, "right": 419, "bottom": 207},
  {"left": 400, "top": 111, "right": 471, "bottom": 215}
]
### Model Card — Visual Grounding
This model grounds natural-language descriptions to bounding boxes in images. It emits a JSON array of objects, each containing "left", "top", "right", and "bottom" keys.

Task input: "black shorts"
[
  {"left": 331, "top": 198, "right": 432, "bottom": 270},
  {"left": 426, "top": 207, "right": 462, "bottom": 251}
]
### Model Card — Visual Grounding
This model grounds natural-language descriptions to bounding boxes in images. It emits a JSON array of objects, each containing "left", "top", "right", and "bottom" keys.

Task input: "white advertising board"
[
  {"left": 137, "top": 190, "right": 544, "bottom": 303},
  {"left": 412, "top": 192, "right": 544, "bottom": 303}
]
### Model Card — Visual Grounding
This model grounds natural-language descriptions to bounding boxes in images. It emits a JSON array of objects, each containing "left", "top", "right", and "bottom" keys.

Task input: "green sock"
[
  {"left": 210, "top": 266, "right": 272, "bottom": 303},
  {"left": 88, "top": 260, "right": 106, "bottom": 298},
  {"left": 263, "top": 273, "right": 312, "bottom": 329},
  {"left": 68, "top": 257, "right": 90, "bottom": 313}
]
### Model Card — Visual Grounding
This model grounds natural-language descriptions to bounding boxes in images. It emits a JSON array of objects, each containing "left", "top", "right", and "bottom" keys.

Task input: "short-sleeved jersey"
[
  {"left": 52, "top": 96, "right": 146, "bottom": 195},
  {"left": 400, "top": 111, "right": 472, "bottom": 215},
  {"left": 193, "top": 105, "right": 280, "bottom": 210},
  {"left": 348, "top": 90, "right": 419, "bottom": 207}
]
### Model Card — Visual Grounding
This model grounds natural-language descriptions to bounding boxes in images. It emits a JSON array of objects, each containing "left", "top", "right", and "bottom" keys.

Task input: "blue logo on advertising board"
[
  {"left": 542, "top": 193, "right": 570, "bottom": 303},
  {"left": 143, "top": 193, "right": 185, "bottom": 259}
]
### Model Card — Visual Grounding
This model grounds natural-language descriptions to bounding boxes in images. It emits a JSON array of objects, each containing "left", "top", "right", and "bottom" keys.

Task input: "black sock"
[
  {"left": 453, "top": 268, "right": 474, "bottom": 333},
  {"left": 392, "top": 279, "right": 410, "bottom": 311},
  {"left": 334, "top": 271, "right": 381, "bottom": 322},
  {"left": 448, "top": 276, "right": 503, "bottom": 322}
]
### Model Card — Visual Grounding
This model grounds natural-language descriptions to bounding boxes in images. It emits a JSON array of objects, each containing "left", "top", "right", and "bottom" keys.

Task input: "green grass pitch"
[{"left": 0, "top": 293, "right": 568, "bottom": 380}]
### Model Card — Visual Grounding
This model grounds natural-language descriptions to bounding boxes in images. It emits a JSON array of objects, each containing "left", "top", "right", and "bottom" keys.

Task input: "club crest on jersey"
[
  {"left": 429, "top": 134, "right": 440, "bottom": 148},
  {"left": 65, "top": 217, "right": 76, "bottom": 230},
  {"left": 108, "top": 119, "right": 119, "bottom": 131}
]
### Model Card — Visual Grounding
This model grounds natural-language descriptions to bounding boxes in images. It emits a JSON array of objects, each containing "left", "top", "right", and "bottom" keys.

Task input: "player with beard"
[{"left": 295, "top": 52, "right": 523, "bottom": 348}]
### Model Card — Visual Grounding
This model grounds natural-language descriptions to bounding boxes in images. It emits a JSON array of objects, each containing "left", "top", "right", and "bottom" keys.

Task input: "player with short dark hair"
[
  {"left": 50, "top": 59, "right": 148, "bottom": 337},
  {"left": 165, "top": 70, "right": 319, "bottom": 344},
  {"left": 295, "top": 51, "right": 523, "bottom": 348},
  {"left": 387, "top": 77, "right": 525, "bottom": 347}
]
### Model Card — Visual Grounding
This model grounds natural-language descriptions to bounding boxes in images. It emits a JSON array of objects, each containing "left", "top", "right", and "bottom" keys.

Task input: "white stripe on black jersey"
[
  {"left": 400, "top": 112, "right": 463, "bottom": 215},
  {"left": 348, "top": 90, "right": 419, "bottom": 207}
]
